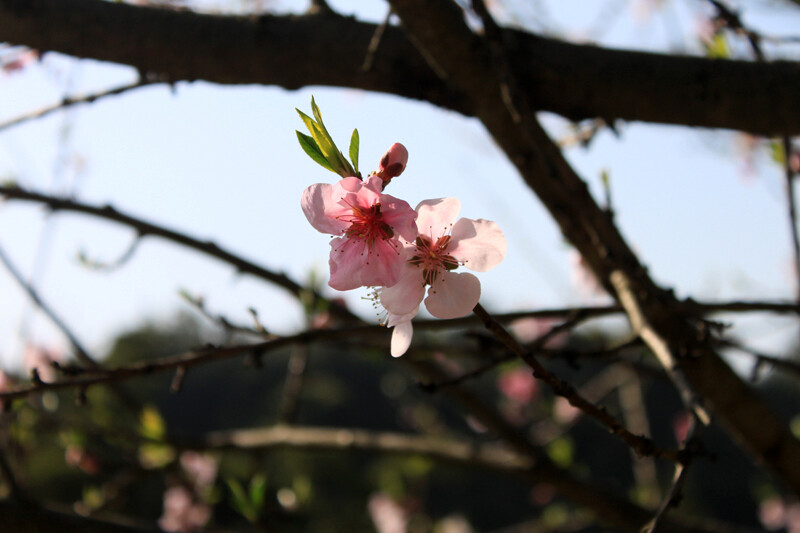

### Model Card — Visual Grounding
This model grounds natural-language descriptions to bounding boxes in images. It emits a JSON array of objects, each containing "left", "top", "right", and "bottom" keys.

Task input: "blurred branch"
[
  {"left": 388, "top": 0, "right": 800, "bottom": 495},
  {"left": 0, "top": 244, "right": 96, "bottom": 368},
  {"left": 0, "top": 324, "right": 385, "bottom": 402},
  {"left": 642, "top": 416, "right": 700, "bottom": 533},
  {"left": 424, "top": 311, "right": 591, "bottom": 390},
  {"left": 277, "top": 344, "right": 308, "bottom": 424},
  {"left": 0, "top": 500, "right": 159, "bottom": 533},
  {"left": 3, "top": 0, "right": 800, "bottom": 133},
  {"left": 472, "top": 304, "right": 684, "bottom": 463},
  {"left": 705, "top": 0, "right": 800, "bottom": 302},
  {"left": 0, "top": 185, "right": 358, "bottom": 322},
  {"left": 0, "top": 446, "right": 25, "bottom": 502},
  {"left": 199, "top": 424, "right": 531, "bottom": 471},
  {"left": 722, "top": 339, "right": 800, "bottom": 382},
  {"left": 77, "top": 236, "right": 141, "bottom": 272},
  {"left": 0, "top": 78, "right": 153, "bottom": 133}
]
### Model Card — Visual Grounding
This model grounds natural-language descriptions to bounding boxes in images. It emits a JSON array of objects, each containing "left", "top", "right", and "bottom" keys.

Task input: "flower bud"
[{"left": 376, "top": 143, "right": 408, "bottom": 184}]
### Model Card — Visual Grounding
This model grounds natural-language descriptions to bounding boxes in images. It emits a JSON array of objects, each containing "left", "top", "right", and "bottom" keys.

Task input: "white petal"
[
  {"left": 449, "top": 218, "right": 507, "bottom": 272},
  {"left": 391, "top": 321, "right": 414, "bottom": 357},
  {"left": 424, "top": 272, "right": 481, "bottom": 319},
  {"left": 415, "top": 198, "right": 460, "bottom": 239}
]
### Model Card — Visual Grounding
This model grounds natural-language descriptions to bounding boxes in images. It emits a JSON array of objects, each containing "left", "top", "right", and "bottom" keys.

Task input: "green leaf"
[
  {"left": 704, "top": 33, "right": 730, "bottom": 59},
  {"left": 250, "top": 474, "right": 268, "bottom": 508},
  {"left": 769, "top": 139, "right": 786, "bottom": 166},
  {"left": 139, "top": 405, "right": 166, "bottom": 440},
  {"left": 297, "top": 97, "right": 357, "bottom": 178},
  {"left": 296, "top": 131, "right": 336, "bottom": 172},
  {"left": 227, "top": 478, "right": 257, "bottom": 523},
  {"left": 349, "top": 128, "right": 360, "bottom": 174}
]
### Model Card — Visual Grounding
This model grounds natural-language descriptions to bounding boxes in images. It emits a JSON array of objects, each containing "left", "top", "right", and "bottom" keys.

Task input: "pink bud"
[{"left": 377, "top": 143, "right": 408, "bottom": 181}]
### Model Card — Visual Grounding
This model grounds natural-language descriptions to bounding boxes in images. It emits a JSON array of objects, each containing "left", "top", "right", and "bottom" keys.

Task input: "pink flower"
[
  {"left": 380, "top": 198, "right": 506, "bottom": 356},
  {"left": 302, "top": 175, "right": 417, "bottom": 290}
]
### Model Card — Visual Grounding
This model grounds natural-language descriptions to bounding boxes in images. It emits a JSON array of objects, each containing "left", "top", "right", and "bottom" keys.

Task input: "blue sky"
[{"left": 1, "top": 0, "right": 799, "bottom": 371}]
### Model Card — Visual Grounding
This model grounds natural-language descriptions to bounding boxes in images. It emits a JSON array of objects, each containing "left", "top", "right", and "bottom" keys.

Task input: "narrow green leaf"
[
  {"left": 227, "top": 478, "right": 257, "bottom": 523},
  {"left": 310, "top": 96, "right": 325, "bottom": 129},
  {"left": 250, "top": 474, "right": 268, "bottom": 508},
  {"left": 349, "top": 128, "right": 360, "bottom": 174},
  {"left": 297, "top": 131, "right": 336, "bottom": 173}
]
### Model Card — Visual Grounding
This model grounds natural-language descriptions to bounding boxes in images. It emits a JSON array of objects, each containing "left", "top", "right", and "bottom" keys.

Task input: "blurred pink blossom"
[
  {"left": 1, "top": 49, "right": 38, "bottom": 75},
  {"left": 65, "top": 445, "right": 100, "bottom": 475},
  {"left": 672, "top": 411, "right": 693, "bottom": 445},
  {"left": 0, "top": 369, "right": 11, "bottom": 392},
  {"left": 569, "top": 251, "right": 604, "bottom": 299},
  {"left": 553, "top": 396, "right": 581, "bottom": 425},
  {"left": 497, "top": 367, "right": 538, "bottom": 405},
  {"left": 23, "top": 344, "right": 63, "bottom": 383},
  {"left": 179, "top": 451, "right": 217, "bottom": 490},
  {"left": 368, "top": 493, "right": 407, "bottom": 533},
  {"left": 159, "top": 486, "right": 211, "bottom": 533}
]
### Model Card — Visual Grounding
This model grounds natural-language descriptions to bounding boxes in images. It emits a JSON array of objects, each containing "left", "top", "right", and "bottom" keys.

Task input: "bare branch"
[
  {"left": 387, "top": 0, "right": 800, "bottom": 495},
  {"left": 0, "top": 78, "right": 152, "bottom": 133},
  {"left": 471, "top": 303, "right": 684, "bottom": 462},
  {"left": 0, "top": 185, "right": 357, "bottom": 322},
  {"left": 3, "top": 0, "right": 800, "bottom": 134}
]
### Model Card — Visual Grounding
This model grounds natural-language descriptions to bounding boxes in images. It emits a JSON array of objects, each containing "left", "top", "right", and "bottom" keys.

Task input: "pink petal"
[
  {"left": 328, "top": 237, "right": 403, "bottom": 290},
  {"left": 415, "top": 198, "right": 460, "bottom": 240},
  {"left": 390, "top": 320, "right": 414, "bottom": 357},
  {"left": 379, "top": 195, "right": 418, "bottom": 242},
  {"left": 381, "top": 266, "right": 425, "bottom": 315},
  {"left": 362, "top": 175, "right": 385, "bottom": 194},
  {"left": 448, "top": 218, "right": 507, "bottom": 272},
  {"left": 301, "top": 183, "right": 346, "bottom": 235},
  {"left": 424, "top": 271, "right": 481, "bottom": 319}
]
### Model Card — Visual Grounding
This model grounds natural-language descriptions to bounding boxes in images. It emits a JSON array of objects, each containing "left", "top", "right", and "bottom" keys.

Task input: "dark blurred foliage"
[{"left": 2, "top": 311, "right": 799, "bottom": 532}]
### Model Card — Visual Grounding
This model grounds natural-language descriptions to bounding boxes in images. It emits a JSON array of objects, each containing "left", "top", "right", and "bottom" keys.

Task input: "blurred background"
[{"left": 1, "top": 0, "right": 800, "bottom": 531}]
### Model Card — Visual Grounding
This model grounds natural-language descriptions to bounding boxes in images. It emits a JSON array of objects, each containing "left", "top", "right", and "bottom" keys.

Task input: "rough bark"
[{"left": 2, "top": 0, "right": 800, "bottom": 134}]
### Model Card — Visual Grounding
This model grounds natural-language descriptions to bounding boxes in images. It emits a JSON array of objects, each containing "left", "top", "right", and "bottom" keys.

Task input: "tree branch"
[
  {"left": 2, "top": 0, "right": 800, "bottom": 134},
  {"left": 386, "top": 0, "right": 800, "bottom": 496},
  {"left": 0, "top": 185, "right": 357, "bottom": 322}
]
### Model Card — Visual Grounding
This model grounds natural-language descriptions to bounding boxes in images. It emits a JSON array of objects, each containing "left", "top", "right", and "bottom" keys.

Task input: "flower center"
[
  {"left": 341, "top": 202, "right": 394, "bottom": 246},
  {"left": 408, "top": 235, "right": 459, "bottom": 285}
]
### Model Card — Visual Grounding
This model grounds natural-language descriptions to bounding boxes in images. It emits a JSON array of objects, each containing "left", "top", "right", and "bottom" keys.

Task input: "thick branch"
[
  {"left": 386, "top": 0, "right": 800, "bottom": 496},
  {"left": 2, "top": 0, "right": 800, "bottom": 133}
]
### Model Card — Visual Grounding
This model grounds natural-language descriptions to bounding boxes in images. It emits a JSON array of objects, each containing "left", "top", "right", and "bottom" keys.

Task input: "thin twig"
[
  {"left": 424, "top": 312, "right": 589, "bottom": 390},
  {"left": 0, "top": 324, "right": 388, "bottom": 402},
  {"left": 362, "top": 7, "right": 392, "bottom": 72},
  {"left": 77, "top": 236, "right": 141, "bottom": 272},
  {"left": 0, "top": 244, "right": 96, "bottom": 369},
  {"left": 641, "top": 416, "right": 700, "bottom": 532},
  {"left": 0, "top": 185, "right": 357, "bottom": 323},
  {"left": 721, "top": 339, "right": 800, "bottom": 381},
  {"left": 277, "top": 344, "right": 309, "bottom": 424},
  {"left": 472, "top": 303, "right": 685, "bottom": 463},
  {"left": 0, "top": 79, "right": 153, "bottom": 133}
]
